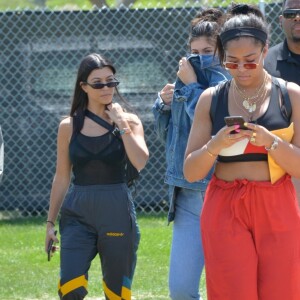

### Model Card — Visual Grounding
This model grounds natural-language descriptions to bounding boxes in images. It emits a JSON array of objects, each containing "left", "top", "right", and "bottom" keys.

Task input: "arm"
[
  {"left": 45, "top": 117, "right": 72, "bottom": 252},
  {"left": 105, "top": 104, "right": 149, "bottom": 171},
  {"left": 0, "top": 126, "right": 3, "bottom": 183},
  {"left": 183, "top": 88, "right": 218, "bottom": 182},
  {"left": 175, "top": 57, "right": 202, "bottom": 121},
  {"left": 176, "top": 57, "right": 229, "bottom": 121},
  {"left": 152, "top": 84, "right": 173, "bottom": 143}
]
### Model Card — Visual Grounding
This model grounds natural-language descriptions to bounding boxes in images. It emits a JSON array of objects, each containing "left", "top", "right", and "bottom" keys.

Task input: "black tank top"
[
  {"left": 69, "top": 118, "right": 126, "bottom": 185},
  {"left": 210, "top": 77, "right": 291, "bottom": 163}
]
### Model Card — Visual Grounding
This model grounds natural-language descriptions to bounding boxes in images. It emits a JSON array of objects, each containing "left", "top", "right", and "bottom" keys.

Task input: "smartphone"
[
  {"left": 47, "top": 230, "right": 57, "bottom": 262},
  {"left": 224, "top": 116, "right": 248, "bottom": 132}
]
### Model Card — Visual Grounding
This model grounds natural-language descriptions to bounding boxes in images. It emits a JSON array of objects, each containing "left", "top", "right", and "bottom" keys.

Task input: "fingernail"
[
  {"left": 234, "top": 125, "right": 240, "bottom": 129},
  {"left": 244, "top": 122, "right": 248, "bottom": 127},
  {"left": 235, "top": 129, "right": 240, "bottom": 133}
]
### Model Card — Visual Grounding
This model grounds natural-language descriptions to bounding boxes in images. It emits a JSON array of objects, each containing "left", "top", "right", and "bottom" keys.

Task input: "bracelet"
[
  {"left": 119, "top": 128, "right": 132, "bottom": 136},
  {"left": 265, "top": 136, "right": 279, "bottom": 151},
  {"left": 46, "top": 220, "right": 55, "bottom": 226},
  {"left": 205, "top": 145, "right": 217, "bottom": 158}
]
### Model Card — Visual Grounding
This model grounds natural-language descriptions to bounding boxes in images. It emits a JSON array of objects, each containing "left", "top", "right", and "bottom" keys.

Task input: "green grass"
[{"left": 0, "top": 214, "right": 207, "bottom": 300}]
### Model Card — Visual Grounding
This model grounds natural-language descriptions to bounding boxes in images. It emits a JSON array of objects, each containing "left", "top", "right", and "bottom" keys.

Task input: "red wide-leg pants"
[{"left": 201, "top": 175, "right": 300, "bottom": 300}]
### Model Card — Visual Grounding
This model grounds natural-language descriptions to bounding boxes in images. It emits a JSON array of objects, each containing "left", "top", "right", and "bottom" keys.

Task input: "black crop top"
[
  {"left": 210, "top": 77, "right": 291, "bottom": 163},
  {"left": 69, "top": 122, "right": 126, "bottom": 186}
]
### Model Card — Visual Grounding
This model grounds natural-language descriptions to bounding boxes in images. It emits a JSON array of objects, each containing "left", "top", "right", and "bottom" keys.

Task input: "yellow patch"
[{"left": 106, "top": 232, "right": 124, "bottom": 237}]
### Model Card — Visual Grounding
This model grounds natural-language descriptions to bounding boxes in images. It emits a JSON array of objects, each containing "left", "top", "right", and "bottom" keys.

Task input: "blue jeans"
[{"left": 169, "top": 187, "right": 205, "bottom": 300}]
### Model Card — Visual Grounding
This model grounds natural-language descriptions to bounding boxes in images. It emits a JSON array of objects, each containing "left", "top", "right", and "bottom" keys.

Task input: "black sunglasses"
[
  {"left": 83, "top": 81, "right": 120, "bottom": 89},
  {"left": 283, "top": 9, "right": 300, "bottom": 19}
]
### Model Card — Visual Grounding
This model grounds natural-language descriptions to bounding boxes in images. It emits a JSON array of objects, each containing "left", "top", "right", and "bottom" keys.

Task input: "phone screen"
[{"left": 224, "top": 116, "right": 248, "bottom": 131}]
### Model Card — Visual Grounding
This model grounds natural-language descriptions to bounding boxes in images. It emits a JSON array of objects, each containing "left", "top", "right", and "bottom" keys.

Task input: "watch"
[{"left": 265, "top": 136, "right": 279, "bottom": 151}]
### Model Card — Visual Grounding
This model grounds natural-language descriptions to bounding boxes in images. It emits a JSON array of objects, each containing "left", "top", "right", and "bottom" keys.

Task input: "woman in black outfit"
[{"left": 45, "top": 53, "right": 149, "bottom": 300}]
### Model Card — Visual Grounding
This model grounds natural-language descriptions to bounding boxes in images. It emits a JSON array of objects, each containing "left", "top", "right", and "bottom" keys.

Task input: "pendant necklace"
[
  {"left": 233, "top": 72, "right": 267, "bottom": 113},
  {"left": 232, "top": 78, "right": 268, "bottom": 122}
]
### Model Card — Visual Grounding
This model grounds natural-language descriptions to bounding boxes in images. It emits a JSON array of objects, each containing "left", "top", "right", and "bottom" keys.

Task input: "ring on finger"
[
  {"left": 250, "top": 136, "right": 256, "bottom": 143},
  {"left": 252, "top": 132, "right": 257, "bottom": 138}
]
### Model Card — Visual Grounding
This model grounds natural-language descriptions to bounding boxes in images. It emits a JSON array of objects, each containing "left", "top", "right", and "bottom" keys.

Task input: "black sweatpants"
[{"left": 58, "top": 183, "right": 140, "bottom": 300}]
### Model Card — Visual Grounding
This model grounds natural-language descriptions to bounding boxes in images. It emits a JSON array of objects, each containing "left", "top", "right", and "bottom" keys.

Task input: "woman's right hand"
[
  {"left": 45, "top": 224, "right": 59, "bottom": 253},
  {"left": 209, "top": 125, "right": 252, "bottom": 154},
  {"left": 159, "top": 83, "right": 175, "bottom": 106}
]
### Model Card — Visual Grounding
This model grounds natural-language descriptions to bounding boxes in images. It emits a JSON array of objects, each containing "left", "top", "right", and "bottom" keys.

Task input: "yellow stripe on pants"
[{"left": 58, "top": 275, "right": 88, "bottom": 297}]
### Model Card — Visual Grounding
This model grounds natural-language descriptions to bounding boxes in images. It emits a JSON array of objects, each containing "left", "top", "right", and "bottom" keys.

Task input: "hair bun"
[
  {"left": 230, "top": 4, "right": 251, "bottom": 15},
  {"left": 192, "top": 8, "right": 224, "bottom": 26}
]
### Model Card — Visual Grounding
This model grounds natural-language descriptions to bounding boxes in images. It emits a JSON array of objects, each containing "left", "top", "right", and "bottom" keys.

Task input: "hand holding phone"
[
  {"left": 224, "top": 116, "right": 248, "bottom": 133},
  {"left": 47, "top": 230, "right": 57, "bottom": 262}
]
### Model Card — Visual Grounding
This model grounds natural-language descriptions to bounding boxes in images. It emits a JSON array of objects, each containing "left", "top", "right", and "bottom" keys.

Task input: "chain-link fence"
[{"left": 0, "top": 1, "right": 284, "bottom": 218}]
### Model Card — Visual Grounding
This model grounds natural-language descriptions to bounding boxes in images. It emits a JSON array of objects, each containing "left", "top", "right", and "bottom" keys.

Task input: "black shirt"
[
  {"left": 69, "top": 130, "right": 126, "bottom": 185},
  {"left": 264, "top": 39, "right": 300, "bottom": 85}
]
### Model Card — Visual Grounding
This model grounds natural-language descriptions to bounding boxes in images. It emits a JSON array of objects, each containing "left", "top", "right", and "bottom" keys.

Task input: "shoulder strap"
[
  {"left": 85, "top": 109, "right": 122, "bottom": 138},
  {"left": 85, "top": 109, "right": 114, "bottom": 131},
  {"left": 71, "top": 113, "right": 83, "bottom": 140},
  {"left": 272, "top": 77, "right": 292, "bottom": 121},
  {"left": 209, "top": 81, "right": 228, "bottom": 123}
]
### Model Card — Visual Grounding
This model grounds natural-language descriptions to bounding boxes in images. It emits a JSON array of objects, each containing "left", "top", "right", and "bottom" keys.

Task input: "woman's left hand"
[{"left": 243, "top": 122, "right": 275, "bottom": 148}]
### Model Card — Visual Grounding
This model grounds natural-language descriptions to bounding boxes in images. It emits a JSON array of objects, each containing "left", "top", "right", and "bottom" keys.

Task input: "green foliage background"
[{"left": 0, "top": 0, "right": 274, "bottom": 11}]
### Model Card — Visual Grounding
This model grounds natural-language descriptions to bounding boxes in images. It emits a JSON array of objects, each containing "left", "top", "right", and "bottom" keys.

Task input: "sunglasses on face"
[
  {"left": 283, "top": 9, "right": 300, "bottom": 19},
  {"left": 224, "top": 49, "right": 264, "bottom": 70},
  {"left": 83, "top": 81, "right": 120, "bottom": 89}
]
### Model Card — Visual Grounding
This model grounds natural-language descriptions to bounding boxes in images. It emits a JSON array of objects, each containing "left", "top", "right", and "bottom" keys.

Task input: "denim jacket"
[{"left": 152, "top": 54, "right": 231, "bottom": 222}]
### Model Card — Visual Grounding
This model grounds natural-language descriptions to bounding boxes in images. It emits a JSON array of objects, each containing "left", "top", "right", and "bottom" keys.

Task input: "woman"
[
  {"left": 153, "top": 9, "right": 230, "bottom": 300},
  {"left": 184, "top": 9, "right": 300, "bottom": 300},
  {"left": 45, "top": 53, "right": 149, "bottom": 300}
]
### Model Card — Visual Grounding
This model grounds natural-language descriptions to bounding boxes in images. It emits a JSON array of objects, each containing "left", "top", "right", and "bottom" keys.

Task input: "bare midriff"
[{"left": 214, "top": 161, "right": 271, "bottom": 182}]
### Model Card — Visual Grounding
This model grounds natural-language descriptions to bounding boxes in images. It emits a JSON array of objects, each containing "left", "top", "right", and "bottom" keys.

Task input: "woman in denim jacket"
[{"left": 152, "top": 9, "right": 230, "bottom": 300}]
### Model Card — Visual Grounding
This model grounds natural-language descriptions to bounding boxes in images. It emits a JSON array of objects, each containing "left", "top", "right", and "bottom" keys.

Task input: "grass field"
[{"left": 0, "top": 213, "right": 207, "bottom": 300}]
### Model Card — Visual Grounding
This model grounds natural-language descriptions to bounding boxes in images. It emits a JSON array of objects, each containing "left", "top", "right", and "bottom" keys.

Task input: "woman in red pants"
[{"left": 184, "top": 5, "right": 300, "bottom": 300}]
